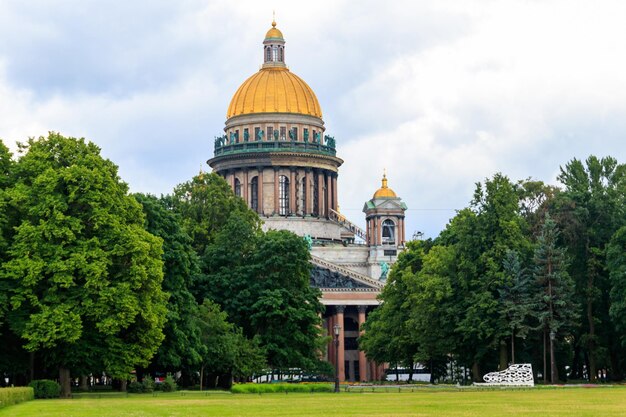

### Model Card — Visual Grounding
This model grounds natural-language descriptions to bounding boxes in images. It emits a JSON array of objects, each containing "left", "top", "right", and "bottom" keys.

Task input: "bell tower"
[{"left": 363, "top": 172, "right": 407, "bottom": 280}]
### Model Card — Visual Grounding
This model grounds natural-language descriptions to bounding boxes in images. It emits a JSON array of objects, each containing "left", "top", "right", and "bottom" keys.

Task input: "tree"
[
  {"left": 247, "top": 230, "right": 325, "bottom": 371},
  {"left": 1, "top": 133, "right": 167, "bottom": 396},
  {"left": 533, "top": 214, "right": 579, "bottom": 383},
  {"left": 407, "top": 244, "right": 458, "bottom": 382},
  {"left": 499, "top": 250, "right": 535, "bottom": 364},
  {"left": 360, "top": 240, "right": 430, "bottom": 381},
  {"left": 196, "top": 299, "right": 265, "bottom": 389},
  {"left": 557, "top": 156, "right": 626, "bottom": 380},
  {"left": 169, "top": 172, "right": 260, "bottom": 256},
  {"left": 608, "top": 227, "right": 626, "bottom": 350},
  {"left": 133, "top": 193, "right": 203, "bottom": 380}
]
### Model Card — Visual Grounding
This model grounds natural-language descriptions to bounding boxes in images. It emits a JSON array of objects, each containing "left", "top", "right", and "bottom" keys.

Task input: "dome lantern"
[{"left": 263, "top": 19, "right": 286, "bottom": 68}]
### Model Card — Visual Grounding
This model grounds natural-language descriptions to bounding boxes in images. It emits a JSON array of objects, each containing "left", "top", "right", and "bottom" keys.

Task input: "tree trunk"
[
  {"left": 395, "top": 364, "right": 399, "bottom": 381},
  {"left": 79, "top": 375, "right": 89, "bottom": 391},
  {"left": 408, "top": 361, "right": 414, "bottom": 382},
  {"left": 511, "top": 330, "right": 516, "bottom": 364},
  {"left": 587, "top": 289, "right": 597, "bottom": 382},
  {"left": 543, "top": 330, "right": 547, "bottom": 384},
  {"left": 29, "top": 352, "right": 35, "bottom": 383},
  {"left": 200, "top": 365, "right": 204, "bottom": 391},
  {"left": 59, "top": 367, "right": 72, "bottom": 398},
  {"left": 499, "top": 339, "right": 508, "bottom": 370},
  {"left": 471, "top": 362, "right": 481, "bottom": 383}
]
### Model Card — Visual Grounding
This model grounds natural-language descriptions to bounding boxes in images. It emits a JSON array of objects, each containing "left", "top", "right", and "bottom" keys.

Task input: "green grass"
[{"left": 1, "top": 386, "right": 625, "bottom": 416}]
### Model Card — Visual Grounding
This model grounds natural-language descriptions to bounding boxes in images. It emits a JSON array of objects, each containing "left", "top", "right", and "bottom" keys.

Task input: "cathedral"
[{"left": 208, "top": 20, "right": 407, "bottom": 382}]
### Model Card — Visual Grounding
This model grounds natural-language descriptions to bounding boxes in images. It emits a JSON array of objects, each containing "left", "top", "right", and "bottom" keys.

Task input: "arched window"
[
  {"left": 234, "top": 178, "right": 242, "bottom": 197},
  {"left": 382, "top": 219, "right": 395, "bottom": 244},
  {"left": 279, "top": 175, "right": 289, "bottom": 215},
  {"left": 250, "top": 176, "right": 258, "bottom": 212},
  {"left": 265, "top": 47, "right": 271, "bottom": 62}
]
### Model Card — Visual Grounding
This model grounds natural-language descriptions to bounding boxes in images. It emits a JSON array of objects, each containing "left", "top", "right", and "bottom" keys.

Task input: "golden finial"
[
  {"left": 381, "top": 170, "right": 388, "bottom": 189},
  {"left": 272, "top": 11, "right": 276, "bottom": 27}
]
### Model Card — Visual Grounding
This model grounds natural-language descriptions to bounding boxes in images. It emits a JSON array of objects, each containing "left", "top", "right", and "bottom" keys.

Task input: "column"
[
  {"left": 335, "top": 305, "right": 345, "bottom": 382},
  {"left": 289, "top": 168, "right": 296, "bottom": 215},
  {"left": 243, "top": 169, "right": 249, "bottom": 206},
  {"left": 317, "top": 171, "right": 325, "bottom": 217},
  {"left": 305, "top": 169, "right": 313, "bottom": 215},
  {"left": 257, "top": 167, "right": 264, "bottom": 216},
  {"left": 226, "top": 171, "right": 234, "bottom": 191},
  {"left": 377, "top": 217, "right": 382, "bottom": 246},
  {"left": 273, "top": 168, "right": 279, "bottom": 215},
  {"left": 325, "top": 173, "right": 332, "bottom": 217},
  {"left": 332, "top": 173, "right": 338, "bottom": 212},
  {"left": 327, "top": 315, "right": 335, "bottom": 366},
  {"left": 358, "top": 306, "right": 368, "bottom": 382}
]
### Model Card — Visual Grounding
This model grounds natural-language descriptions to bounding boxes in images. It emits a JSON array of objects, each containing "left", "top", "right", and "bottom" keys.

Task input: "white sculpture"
[{"left": 479, "top": 363, "right": 534, "bottom": 386}]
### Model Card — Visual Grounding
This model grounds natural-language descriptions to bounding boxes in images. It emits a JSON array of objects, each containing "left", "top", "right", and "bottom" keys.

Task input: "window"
[
  {"left": 280, "top": 126, "right": 286, "bottom": 140},
  {"left": 382, "top": 219, "right": 395, "bottom": 244},
  {"left": 234, "top": 178, "right": 241, "bottom": 197},
  {"left": 250, "top": 177, "right": 258, "bottom": 212},
  {"left": 279, "top": 175, "right": 289, "bottom": 215},
  {"left": 267, "top": 126, "right": 274, "bottom": 140},
  {"left": 265, "top": 47, "right": 271, "bottom": 62},
  {"left": 254, "top": 127, "right": 260, "bottom": 141},
  {"left": 291, "top": 127, "right": 298, "bottom": 140},
  {"left": 272, "top": 45, "right": 279, "bottom": 61}
]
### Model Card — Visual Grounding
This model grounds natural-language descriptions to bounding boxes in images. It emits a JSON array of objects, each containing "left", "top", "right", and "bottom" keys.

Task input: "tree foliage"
[{"left": 0, "top": 133, "right": 167, "bottom": 394}]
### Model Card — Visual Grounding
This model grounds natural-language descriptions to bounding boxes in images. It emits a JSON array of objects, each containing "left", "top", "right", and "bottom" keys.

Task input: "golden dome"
[
  {"left": 373, "top": 173, "right": 397, "bottom": 198},
  {"left": 227, "top": 67, "right": 322, "bottom": 118},
  {"left": 265, "top": 20, "right": 284, "bottom": 40}
]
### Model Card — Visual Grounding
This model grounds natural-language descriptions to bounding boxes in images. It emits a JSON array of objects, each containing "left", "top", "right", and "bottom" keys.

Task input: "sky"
[{"left": 1, "top": 0, "right": 625, "bottom": 238}]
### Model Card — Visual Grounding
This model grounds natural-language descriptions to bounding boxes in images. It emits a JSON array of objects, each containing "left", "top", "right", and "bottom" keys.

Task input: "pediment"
[{"left": 310, "top": 266, "right": 382, "bottom": 290}]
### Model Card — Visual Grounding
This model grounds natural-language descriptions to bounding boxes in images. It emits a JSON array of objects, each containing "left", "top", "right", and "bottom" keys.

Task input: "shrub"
[
  {"left": 231, "top": 383, "right": 333, "bottom": 394},
  {"left": 28, "top": 380, "right": 61, "bottom": 399},
  {"left": 161, "top": 374, "right": 176, "bottom": 392},
  {"left": 0, "top": 387, "right": 35, "bottom": 408},
  {"left": 142, "top": 376, "right": 155, "bottom": 393},
  {"left": 127, "top": 381, "right": 143, "bottom": 393}
]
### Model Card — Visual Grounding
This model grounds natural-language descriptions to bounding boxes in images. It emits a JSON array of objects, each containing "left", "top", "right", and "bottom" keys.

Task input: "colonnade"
[
  {"left": 325, "top": 305, "right": 384, "bottom": 382},
  {"left": 223, "top": 167, "right": 338, "bottom": 217},
  {"left": 365, "top": 215, "right": 406, "bottom": 246}
]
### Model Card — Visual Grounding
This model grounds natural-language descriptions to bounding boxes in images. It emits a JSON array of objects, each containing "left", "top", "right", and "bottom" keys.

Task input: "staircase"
[
  {"left": 328, "top": 208, "right": 367, "bottom": 242},
  {"left": 310, "top": 255, "right": 383, "bottom": 289}
]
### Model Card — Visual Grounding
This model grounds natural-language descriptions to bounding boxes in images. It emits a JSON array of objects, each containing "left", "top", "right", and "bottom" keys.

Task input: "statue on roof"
[{"left": 379, "top": 261, "right": 389, "bottom": 281}]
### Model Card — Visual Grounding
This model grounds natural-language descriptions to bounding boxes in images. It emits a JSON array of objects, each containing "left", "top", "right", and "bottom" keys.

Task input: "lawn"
[{"left": 1, "top": 386, "right": 625, "bottom": 417}]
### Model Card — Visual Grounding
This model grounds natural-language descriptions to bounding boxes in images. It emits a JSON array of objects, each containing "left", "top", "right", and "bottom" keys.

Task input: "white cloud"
[{"left": 1, "top": 0, "right": 626, "bottom": 237}]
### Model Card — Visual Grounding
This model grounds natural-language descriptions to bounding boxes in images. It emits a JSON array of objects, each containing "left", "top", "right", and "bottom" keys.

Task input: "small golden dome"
[
  {"left": 227, "top": 67, "right": 322, "bottom": 118},
  {"left": 373, "top": 173, "right": 397, "bottom": 198},
  {"left": 265, "top": 20, "right": 284, "bottom": 40}
]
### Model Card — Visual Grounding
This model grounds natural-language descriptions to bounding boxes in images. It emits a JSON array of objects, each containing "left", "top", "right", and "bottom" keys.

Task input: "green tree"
[
  {"left": 608, "top": 227, "right": 626, "bottom": 352},
  {"left": 196, "top": 299, "right": 265, "bottom": 389},
  {"left": 133, "top": 193, "right": 203, "bottom": 380},
  {"left": 1, "top": 133, "right": 167, "bottom": 396},
  {"left": 407, "top": 244, "right": 458, "bottom": 382},
  {"left": 557, "top": 156, "right": 626, "bottom": 380},
  {"left": 248, "top": 230, "right": 325, "bottom": 371},
  {"left": 360, "top": 240, "right": 429, "bottom": 381},
  {"left": 533, "top": 214, "right": 579, "bottom": 383},
  {"left": 169, "top": 173, "right": 260, "bottom": 255},
  {"left": 499, "top": 250, "right": 536, "bottom": 364}
]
